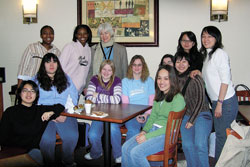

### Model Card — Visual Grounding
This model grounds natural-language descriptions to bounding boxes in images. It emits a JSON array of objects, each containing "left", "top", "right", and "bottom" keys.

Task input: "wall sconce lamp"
[
  {"left": 210, "top": 0, "right": 228, "bottom": 22},
  {"left": 22, "top": 0, "right": 38, "bottom": 24}
]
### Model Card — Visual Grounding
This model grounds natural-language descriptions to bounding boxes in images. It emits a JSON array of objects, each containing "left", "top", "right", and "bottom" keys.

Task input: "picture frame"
[{"left": 77, "top": 0, "right": 159, "bottom": 47}]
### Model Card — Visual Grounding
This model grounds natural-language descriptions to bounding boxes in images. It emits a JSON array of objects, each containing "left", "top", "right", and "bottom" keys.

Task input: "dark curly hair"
[{"left": 37, "top": 53, "right": 68, "bottom": 94}]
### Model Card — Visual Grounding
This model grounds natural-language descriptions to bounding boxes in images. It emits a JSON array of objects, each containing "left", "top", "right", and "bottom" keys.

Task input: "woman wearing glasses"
[
  {"left": 87, "top": 22, "right": 128, "bottom": 83},
  {"left": 177, "top": 31, "right": 203, "bottom": 71},
  {"left": 122, "top": 55, "right": 155, "bottom": 140},
  {"left": 0, "top": 80, "right": 64, "bottom": 165}
]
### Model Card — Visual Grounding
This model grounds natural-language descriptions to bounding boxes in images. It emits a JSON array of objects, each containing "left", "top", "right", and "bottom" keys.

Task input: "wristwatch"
[{"left": 218, "top": 99, "right": 223, "bottom": 104}]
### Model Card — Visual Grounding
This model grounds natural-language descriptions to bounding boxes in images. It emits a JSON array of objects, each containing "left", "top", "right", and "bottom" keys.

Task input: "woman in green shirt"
[{"left": 121, "top": 65, "right": 185, "bottom": 167}]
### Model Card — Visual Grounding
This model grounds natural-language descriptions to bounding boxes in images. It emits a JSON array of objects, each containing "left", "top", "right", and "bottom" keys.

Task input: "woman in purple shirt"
[{"left": 84, "top": 60, "right": 122, "bottom": 163}]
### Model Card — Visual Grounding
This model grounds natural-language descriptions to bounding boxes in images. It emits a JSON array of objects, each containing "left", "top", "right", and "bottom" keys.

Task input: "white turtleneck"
[{"left": 202, "top": 48, "right": 235, "bottom": 101}]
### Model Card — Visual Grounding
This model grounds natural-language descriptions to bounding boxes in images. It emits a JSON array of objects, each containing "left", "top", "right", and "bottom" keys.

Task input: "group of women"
[{"left": 0, "top": 23, "right": 238, "bottom": 167}]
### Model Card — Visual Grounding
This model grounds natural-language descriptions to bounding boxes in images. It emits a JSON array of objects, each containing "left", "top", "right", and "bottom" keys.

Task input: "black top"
[
  {"left": 0, "top": 104, "right": 64, "bottom": 151},
  {"left": 189, "top": 52, "right": 204, "bottom": 71}
]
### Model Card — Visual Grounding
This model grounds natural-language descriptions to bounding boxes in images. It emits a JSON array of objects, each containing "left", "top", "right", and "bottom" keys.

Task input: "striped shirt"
[
  {"left": 17, "top": 42, "right": 61, "bottom": 80},
  {"left": 86, "top": 75, "right": 122, "bottom": 104}
]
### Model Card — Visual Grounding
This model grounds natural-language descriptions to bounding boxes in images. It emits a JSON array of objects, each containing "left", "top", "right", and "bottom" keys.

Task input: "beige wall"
[{"left": 0, "top": 0, "right": 249, "bottom": 109}]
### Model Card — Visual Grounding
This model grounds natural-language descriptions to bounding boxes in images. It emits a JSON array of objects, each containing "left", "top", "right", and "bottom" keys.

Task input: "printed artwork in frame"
[{"left": 77, "top": 0, "right": 159, "bottom": 47}]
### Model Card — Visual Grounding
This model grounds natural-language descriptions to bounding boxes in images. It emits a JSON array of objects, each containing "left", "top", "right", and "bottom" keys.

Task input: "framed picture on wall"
[{"left": 77, "top": 0, "right": 159, "bottom": 47}]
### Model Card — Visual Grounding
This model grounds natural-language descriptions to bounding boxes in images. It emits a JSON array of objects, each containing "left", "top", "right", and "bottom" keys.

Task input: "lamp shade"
[
  {"left": 210, "top": 0, "right": 228, "bottom": 22},
  {"left": 22, "top": 0, "right": 38, "bottom": 24}
]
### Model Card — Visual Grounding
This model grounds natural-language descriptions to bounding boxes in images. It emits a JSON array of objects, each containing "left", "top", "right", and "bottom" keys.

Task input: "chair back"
[
  {"left": 236, "top": 90, "right": 250, "bottom": 103},
  {"left": 163, "top": 108, "right": 186, "bottom": 165}
]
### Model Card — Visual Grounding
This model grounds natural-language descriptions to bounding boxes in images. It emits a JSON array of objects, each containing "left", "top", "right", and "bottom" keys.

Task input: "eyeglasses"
[
  {"left": 181, "top": 40, "right": 193, "bottom": 43},
  {"left": 132, "top": 64, "right": 142, "bottom": 67},
  {"left": 22, "top": 89, "right": 36, "bottom": 94}
]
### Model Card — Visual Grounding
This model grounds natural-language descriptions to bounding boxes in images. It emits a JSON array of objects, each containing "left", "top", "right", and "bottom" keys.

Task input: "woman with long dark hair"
[
  {"left": 191, "top": 26, "right": 238, "bottom": 163},
  {"left": 122, "top": 65, "right": 185, "bottom": 167},
  {"left": 175, "top": 51, "right": 212, "bottom": 167},
  {"left": 34, "top": 53, "right": 78, "bottom": 166},
  {"left": 177, "top": 31, "right": 203, "bottom": 71}
]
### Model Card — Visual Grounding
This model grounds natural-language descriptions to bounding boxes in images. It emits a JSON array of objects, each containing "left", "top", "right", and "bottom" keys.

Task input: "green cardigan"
[{"left": 143, "top": 93, "right": 185, "bottom": 139}]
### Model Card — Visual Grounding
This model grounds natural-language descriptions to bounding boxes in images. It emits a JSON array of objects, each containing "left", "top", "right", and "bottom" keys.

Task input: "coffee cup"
[{"left": 84, "top": 103, "right": 92, "bottom": 115}]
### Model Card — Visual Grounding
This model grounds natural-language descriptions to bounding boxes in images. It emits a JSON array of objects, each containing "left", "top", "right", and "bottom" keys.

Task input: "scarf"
[{"left": 93, "top": 38, "right": 114, "bottom": 75}]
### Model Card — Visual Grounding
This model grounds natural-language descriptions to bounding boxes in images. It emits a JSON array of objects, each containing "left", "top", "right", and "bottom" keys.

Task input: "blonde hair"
[
  {"left": 127, "top": 55, "right": 149, "bottom": 82},
  {"left": 97, "top": 60, "right": 116, "bottom": 90}
]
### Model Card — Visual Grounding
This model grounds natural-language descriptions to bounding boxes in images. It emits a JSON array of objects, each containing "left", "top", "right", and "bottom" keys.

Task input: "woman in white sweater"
[{"left": 192, "top": 26, "right": 238, "bottom": 163}]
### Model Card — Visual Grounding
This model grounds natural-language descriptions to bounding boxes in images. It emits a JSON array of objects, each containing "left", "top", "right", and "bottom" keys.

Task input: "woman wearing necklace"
[{"left": 87, "top": 22, "right": 128, "bottom": 82}]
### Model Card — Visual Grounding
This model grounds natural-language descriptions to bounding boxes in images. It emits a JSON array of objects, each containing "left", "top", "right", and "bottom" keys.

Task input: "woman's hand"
[
  {"left": 41, "top": 112, "right": 54, "bottom": 121},
  {"left": 190, "top": 70, "right": 202, "bottom": 79},
  {"left": 53, "top": 116, "right": 67, "bottom": 123},
  {"left": 185, "top": 122, "right": 193, "bottom": 129},
  {"left": 93, "top": 92, "right": 99, "bottom": 98},
  {"left": 214, "top": 103, "right": 223, "bottom": 118},
  {"left": 136, "top": 133, "right": 146, "bottom": 144},
  {"left": 136, "top": 114, "right": 148, "bottom": 123}
]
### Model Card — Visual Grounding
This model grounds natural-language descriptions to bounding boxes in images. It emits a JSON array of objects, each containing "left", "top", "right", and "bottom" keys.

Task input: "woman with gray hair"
[{"left": 87, "top": 23, "right": 128, "bottom": 84}]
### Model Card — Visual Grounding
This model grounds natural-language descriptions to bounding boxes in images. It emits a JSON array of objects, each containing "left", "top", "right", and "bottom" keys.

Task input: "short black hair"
[
  {"left": 40, "top": 25, "right": 54, "bottom": 36},
  {"left": 72, "top": 24, "right": 92, "bottom": 46},
  {"left": 159, "top": 54, "right": 174, "bottom": 66},
  {"left": 17, "top": 80, "right": 39, "bottom": 105}
]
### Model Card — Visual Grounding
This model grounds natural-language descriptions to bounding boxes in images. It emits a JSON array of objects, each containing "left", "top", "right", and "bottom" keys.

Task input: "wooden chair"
[
  {"left": 236, "top": 90, "right": 250, "bottom": 123},
  {"left": 226, "top": 128, "right": 242, "bottom": 139},
  {"left": 236, "top": 90, "right": 250, "bottom": 104},
  {"left": 120, "top": 125, "right": 128, "bottom": 140},
  {"left": 147, "top": 108, "right": 186, "bottom": 167},
  {"left": 56, "top": 133, "right": 62, "bottom": 145}
]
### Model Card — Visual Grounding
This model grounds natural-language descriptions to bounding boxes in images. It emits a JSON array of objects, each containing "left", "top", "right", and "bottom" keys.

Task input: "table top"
[
  {"left": 238, "top": 105, "right": 250, "bottom": 125},
  {"left": 61, "top": 103, "right": 152, "bottom": 124}
]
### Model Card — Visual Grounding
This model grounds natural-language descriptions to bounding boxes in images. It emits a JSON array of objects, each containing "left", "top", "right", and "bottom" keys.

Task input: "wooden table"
[
  {"left": 238, "top": 105, "right": 250, "bottom": 125},
  {"left": 0, "top": 154, "right": 38, "bottom": 167},
  {"left": 61, "top": 103, "right": 152, "bottom": 167}
]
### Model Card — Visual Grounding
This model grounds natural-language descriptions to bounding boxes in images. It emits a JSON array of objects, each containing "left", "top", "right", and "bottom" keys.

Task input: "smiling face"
[
  {"left": 157, "top": 69, "right": 170, "bottom": 94},
  {"left": 132, "top": 58, "right": 143, "bottom": 77},
  {"left": 101, "top": 64, "right": 113, "bottom": 82},
  {"left": 181, "top": 34, "right": 194, "bottom": 53},
  {"left": 45, "top": 58, "right": 58, "bottom": 78},
  {"left": 21, "top": 84, "right": 36, "bottom": 107},
  {"left": 76, "top": 28, "right": 89, "bottom": 46},
  {"left": 40, "top": 27, "right": 54, "bottom": 46},
  {"left": 201, "top": 31, "right": 216, "bottom": 49},
  {"left": 100, "top": 30, "right": 111, "bottom": 43},
  {"left": 175, "top": 57, "right": 190, "bottom": 74}
]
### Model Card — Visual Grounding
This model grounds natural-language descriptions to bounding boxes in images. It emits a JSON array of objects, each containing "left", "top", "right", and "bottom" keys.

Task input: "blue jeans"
[
  {"left": 28, "top": 148, "right": 44, "bottom": 165},
  {"left": 212, "top": 94, "right": 238, "bottom": 162},
  {"left": 125, "top": 117, "right": 146, "bottom": 141},
  {"left": 181, "top": 111, "right": 212, "bottom": 167},
  {"left": 39, "top": 117, "right": 78, "bottom": 165},
  {"left": 122, "top": 126, "right": 165, "bottom": 167},
  {"left": 88, "top": 121, "right": 122, "bottom": 159}
]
